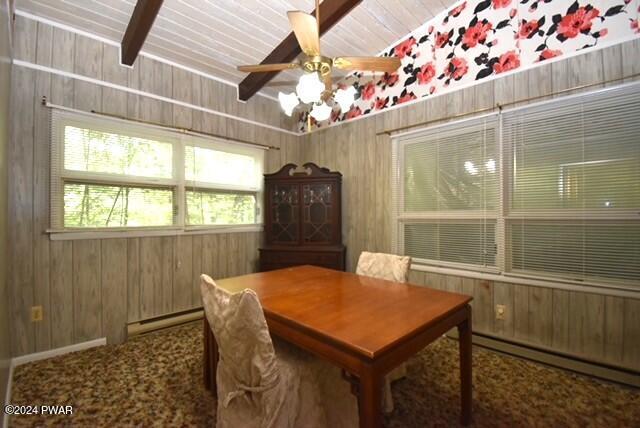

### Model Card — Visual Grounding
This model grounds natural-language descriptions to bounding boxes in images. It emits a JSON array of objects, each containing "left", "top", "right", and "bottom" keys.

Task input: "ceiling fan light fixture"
[
  {"left": 296, "top": 72, "right": 325, "bottom": 104},
  {"left": 278, "top": 91, "right": 300, "bottom": 116},
  {"left": 310, "top": 102, "right": 332, "bottom": 122},
  {"left": 334, "top": 86, "right": 357, "bottom": 112}
]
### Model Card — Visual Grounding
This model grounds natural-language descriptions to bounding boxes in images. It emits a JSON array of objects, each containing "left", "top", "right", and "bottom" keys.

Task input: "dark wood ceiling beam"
[
  {"left": 238, "top": 0, "right": 362, "bottom": 101},
  {"left": 120, "top": 0, "right": 164, "bottom": 66}
]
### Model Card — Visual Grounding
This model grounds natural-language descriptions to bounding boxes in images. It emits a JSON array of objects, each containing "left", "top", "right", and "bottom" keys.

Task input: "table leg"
[
  {"left": 357, "top": 367, "right": 383, "bottom": 428},
  {"left": 458, "top": 306, "right": 472, "bottom": 426},
  {"left": 203, "top": 316, "right": 218, "bottom": 395}
]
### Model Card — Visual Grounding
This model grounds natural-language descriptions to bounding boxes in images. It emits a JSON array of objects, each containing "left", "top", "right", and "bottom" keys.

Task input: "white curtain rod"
[{"left": 42, "top": 98, "right": 279, "bottom": 151}]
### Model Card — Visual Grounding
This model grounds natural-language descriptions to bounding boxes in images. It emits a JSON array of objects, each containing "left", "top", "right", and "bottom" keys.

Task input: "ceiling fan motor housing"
[{"left": 302, "top": 55, "right": 333, "bottom": 76}]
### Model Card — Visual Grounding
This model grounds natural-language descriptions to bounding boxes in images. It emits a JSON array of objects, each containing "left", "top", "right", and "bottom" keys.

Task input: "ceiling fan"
[{"left": 236, "top": 0, "right": 400, "bottom": 120}]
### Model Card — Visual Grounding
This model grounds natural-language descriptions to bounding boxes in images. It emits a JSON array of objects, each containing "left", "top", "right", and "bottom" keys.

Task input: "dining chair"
[
  {"left": 200, "top": 274, "right": 358, "bottom": 428},
  {"left": 356, "top": 251, "right": 411, "bottom": 283},
  {"left": 355, "top": 251, "right": 412, "bottom": 413}
]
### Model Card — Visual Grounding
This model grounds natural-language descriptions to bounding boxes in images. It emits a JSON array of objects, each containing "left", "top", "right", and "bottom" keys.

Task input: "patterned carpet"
[{"left": 9, "top": 322, "right": 640, "bottom": 427}]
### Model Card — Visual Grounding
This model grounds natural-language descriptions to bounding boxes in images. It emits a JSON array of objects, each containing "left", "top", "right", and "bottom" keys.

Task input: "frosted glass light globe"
[
  {"left": 310, "top": 102, "right": 332, "bottom": 122},
  {"left": 296, "top": 73, "right": 324, "bottom": 104},
  {"left": 278, "top": 91, "right": 299, "bottom": 116},
  {"left": 334, "top": 86, "right": 357, "bottom": 112}
]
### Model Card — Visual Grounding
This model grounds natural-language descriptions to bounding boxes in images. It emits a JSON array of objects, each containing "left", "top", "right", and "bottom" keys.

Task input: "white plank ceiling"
[{"left": 16, "top": 0, "right": 452, "bottom": 98}]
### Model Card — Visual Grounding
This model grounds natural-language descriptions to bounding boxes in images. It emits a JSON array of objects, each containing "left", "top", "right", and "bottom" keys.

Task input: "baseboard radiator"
[
  {"left": 127, "top": 307, "right": 204, "bottom": 337},
  {"left": 447, "top": 330, "right": 640, "bottom": 388}
]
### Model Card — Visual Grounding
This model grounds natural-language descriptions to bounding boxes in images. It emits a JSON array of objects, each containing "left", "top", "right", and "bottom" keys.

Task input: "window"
[
  {"left": 51, "top": 110, "right": 264, "bottom": 232},
  {"left": 184, "top": 138, "right": 262, "bottom": 226},
  {"left": 395, "top": 115, "right": 499, "bottom": 270},
  {"left": 393, "top": 83, "right": 640, "bottom": 287},
  {"left": 503, "top": 84, "right": 640, "bottom": 285}
]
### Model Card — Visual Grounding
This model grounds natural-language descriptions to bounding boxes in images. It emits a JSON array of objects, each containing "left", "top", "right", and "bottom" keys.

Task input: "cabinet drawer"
[
  {"left": 260, "top": 250, "right": 339, "bottom": 265},
  {"left": 259, "top": 248, "right": 345, "bottom": 272}
]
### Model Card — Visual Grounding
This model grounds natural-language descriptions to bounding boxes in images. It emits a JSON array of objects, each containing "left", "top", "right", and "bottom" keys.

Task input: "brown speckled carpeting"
[{"left": 9, "top": 322, "right": 640, "bottom": 427}]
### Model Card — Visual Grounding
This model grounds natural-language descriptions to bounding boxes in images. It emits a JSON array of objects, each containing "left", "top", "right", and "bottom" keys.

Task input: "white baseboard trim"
[{"left": 11, "top": 338, "right": 107, "bottom": 367}]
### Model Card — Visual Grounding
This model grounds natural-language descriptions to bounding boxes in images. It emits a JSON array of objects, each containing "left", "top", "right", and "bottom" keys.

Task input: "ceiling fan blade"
[
  {"left": 287, "top": 11, "right": 321, "bottom": 56},
  {"left": 333, "top": 56, "right": 401, "bottom": 72},
  {"left": 237, "top": 63, "right": 300, "bottom": 73}
]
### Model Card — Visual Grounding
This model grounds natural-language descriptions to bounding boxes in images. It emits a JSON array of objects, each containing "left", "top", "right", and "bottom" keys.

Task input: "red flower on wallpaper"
[
  {"left": 493, "top": 50, "right": 520, "bottom": 73},
  {"left": 345, "top": 106, "right": 362, "bottom": 119},
  {"left": 631, "top": 19, "right": 639, "bottom": 34},
  {"left": 362, "top": 81, "right": 376, "bottom": 100},
  {"left": 449, "top": 1, "right": 467, "bottom": 17},
  {"left": 394, "top": 37, "right": 417, "bottom": 58},
  {"left": 374, "top": 96, "right": 389, "bottom": 110},
  {"left": 396, "top": 92, "right": 417, "bottom": 104},
  {"left": 518, "top": 19, "right": 540, "bottom": 39},
  {"left": 558, "top": 7, "right": 600, "bottom": 39},
  {"left": 538, "top": 48, "right": 562, "bottom": 62},
  {"left": 492, "top": 0, "right": 511, "bottom": 8},
  {"left": 382, "top": 72, "right": 399, "bottom": 87},
  {"left": 463, "top": 21, "right": 493, "bottom": 48},
  {"left": 435, "top": 32, "right": 451, "bottom": 48},
  {"left": 445, "top": 57, "right": 469, "bottom": 80},
  {"left": 417, "top": 63, "right": 436, "bottom": 84}
]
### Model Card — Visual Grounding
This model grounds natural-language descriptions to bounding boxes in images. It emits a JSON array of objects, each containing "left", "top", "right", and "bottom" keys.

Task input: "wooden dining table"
[{"left": 203, "top": 265, "right": 473, "bottom": 427}]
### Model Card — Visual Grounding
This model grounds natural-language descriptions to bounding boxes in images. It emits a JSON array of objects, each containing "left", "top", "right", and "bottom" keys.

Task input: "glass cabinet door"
[
  {"left": 269, "top": 184, "right": 299, "bottom": 244},
  {"left": 302, "top": 183, "right": 334, "bottom": 244}
]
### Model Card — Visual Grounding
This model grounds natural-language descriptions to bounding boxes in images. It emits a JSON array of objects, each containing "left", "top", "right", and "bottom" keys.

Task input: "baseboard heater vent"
[
  {"left": 446, "top": 330, "right": 640, "bottom": 388},
  {"left": 127, "top": 307, "right": 204, "bottom": 337}
]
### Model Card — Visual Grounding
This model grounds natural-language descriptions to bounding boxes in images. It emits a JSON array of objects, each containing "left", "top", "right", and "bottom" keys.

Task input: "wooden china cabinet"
[{"left": 259, "top": 163, "right": 346, "bottom": 272}]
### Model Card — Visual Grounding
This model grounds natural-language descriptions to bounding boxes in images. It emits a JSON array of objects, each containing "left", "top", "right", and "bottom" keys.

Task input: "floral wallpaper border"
[{"left": 299, "top": 0, "right": 640, "bottom": 132}]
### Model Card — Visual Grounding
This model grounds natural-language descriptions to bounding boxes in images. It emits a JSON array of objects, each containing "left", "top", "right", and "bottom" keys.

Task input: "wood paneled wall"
[
  {"left": 1, "top": 0, "right": 14, "bottom": 406},
  {"left": 8, "top": 15, "right": 302, "bottom": 356},
  {"left": 8, "top": 13, "right": 640, "bottom": 372},
  {"left": 301, "top": 39, "right": 640, "bottom": 371}
]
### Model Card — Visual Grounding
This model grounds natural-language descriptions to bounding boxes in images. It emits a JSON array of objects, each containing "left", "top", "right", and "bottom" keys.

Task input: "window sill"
[
  {"left": 411, "top": 263, "right": 640, "bottom": 299},
  {"left": 47, "top": 224, "right": 263, "bottom": 241}
]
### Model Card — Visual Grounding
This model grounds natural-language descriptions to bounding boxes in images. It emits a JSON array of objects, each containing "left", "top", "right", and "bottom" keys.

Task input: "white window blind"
[
  {"left": 394, "top": 114, "right": 500, "bottom": 270},
  {"left": 393, "top": 82, "right": 640, "bottom": 288},
  {"left": 51, "top": 109, "right": 265, "bottom": 231},
  {"left": 503, "top": 84, "right": 640, "bottom": 285}
]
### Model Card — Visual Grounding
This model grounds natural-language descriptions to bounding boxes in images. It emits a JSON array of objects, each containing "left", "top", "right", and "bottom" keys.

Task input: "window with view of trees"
[
  {"left": 51, "top": 111, "right": 264, "bottom": 231},
  {"left": 394, "top": 83, "right": 640, "bottom": 288}
]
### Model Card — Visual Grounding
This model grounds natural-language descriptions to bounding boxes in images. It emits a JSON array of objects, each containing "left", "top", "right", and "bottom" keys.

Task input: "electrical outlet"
[
  {"left": 31, "top": 306, "right": 43, "bottom": 322},
  {"left": 495, "top": 304, "right": 506, "bottom": 320}
]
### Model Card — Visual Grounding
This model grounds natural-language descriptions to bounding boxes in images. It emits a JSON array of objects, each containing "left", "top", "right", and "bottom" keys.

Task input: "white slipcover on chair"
[
  {"left": 200, "top": 274, "right": 358, "bottom": 428},
  {"left": 356, "top": 251, "right": 411, "bottom": 283},
  {"left": 356, "top": 251, "right": 412, "bottom": 413}
]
